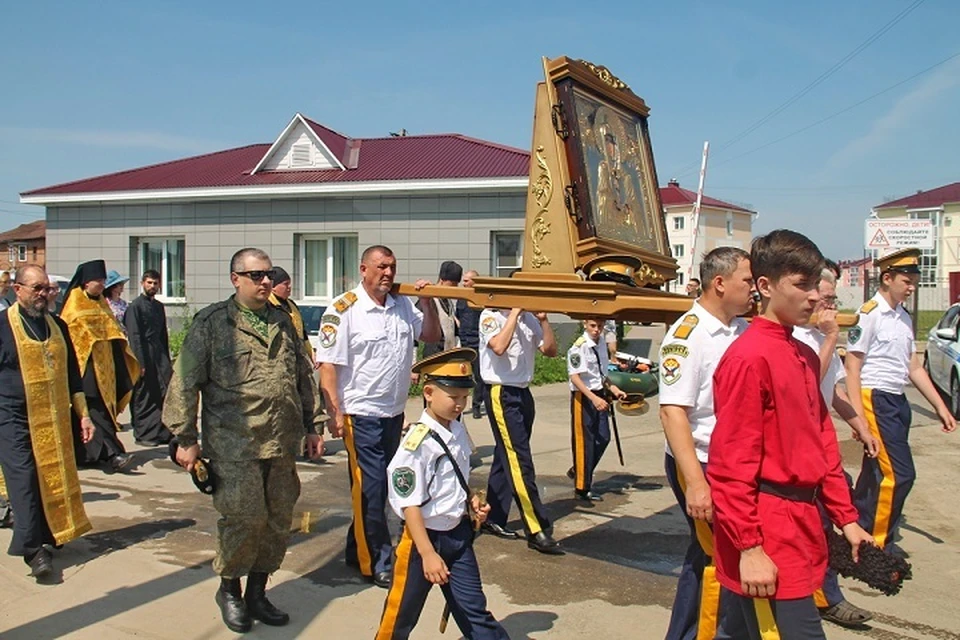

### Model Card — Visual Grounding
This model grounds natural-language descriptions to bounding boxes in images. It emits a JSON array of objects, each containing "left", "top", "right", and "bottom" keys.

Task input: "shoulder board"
[
  {"left": 332, "top": 291, "right": 358, "bottom": 314},
  {"left": 573, "top": 335, "right": 586, "bottom": 347},
  {"left": 859, "top": 300, "right": 878, "bottom": 315},
  {"left": 402, "top": 423, "right": 432, "bottom": 451},
  {"left": 672, "top": 314, "right": 699, "bottom": 340}
]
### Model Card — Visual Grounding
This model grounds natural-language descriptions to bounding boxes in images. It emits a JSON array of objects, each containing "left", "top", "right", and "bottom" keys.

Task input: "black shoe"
[
  {"left": 216, "top": 579, "right": 252, "bottom": 633},
  {"left": 575, "top": 490, "right": 603, "bottom": 502},
  {"left": 472, "top": 407, "right": 483, "bottom": 419},
  {"left": 373, "top": 571, "right": 392, "bottom": 589},
  {"left": 566, "top": 466, "right": 575, "bottom": 480},
  {"left": 245, "top": 572, "right": 289, "bottom": 626},
  {"left": 108, "top": 453, "right": 135, "bottom": 473},
  {"left": 481, "top": 522, "right": 521, "bottom": 540},
  {"left": 527, "top": 532, "right": 564, "bottom": 555},
  {"left": 28, "top": 548, "right": 53, "bottom": 578}
]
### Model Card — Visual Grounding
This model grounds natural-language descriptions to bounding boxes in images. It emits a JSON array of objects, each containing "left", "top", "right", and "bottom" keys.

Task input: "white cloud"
[
  {"left": 827, "top": 56, "right": 960, "bottom": 168},
  {"left": 0, "top": 126, "right": 221, "bottom": 154}
]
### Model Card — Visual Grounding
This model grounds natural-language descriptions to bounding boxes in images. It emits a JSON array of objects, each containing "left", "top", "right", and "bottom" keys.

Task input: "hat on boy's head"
[
  {"left": 413, "top": 347, "right": 477, "bottom": 388},
  {"left": 875, "top": 248, "right": 921, "bottom": 275}
]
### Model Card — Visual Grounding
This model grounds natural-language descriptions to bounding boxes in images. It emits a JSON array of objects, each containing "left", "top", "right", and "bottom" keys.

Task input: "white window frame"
[
  {"left": 138, "top": 237, "right": 186, "bottom": 303},
  {"left": 299, "top": 234, "right": 359, "bottom": 304},
  {"left": 672, "top": 244, "right": 685, "bottom": 258},
  {"left": 491, "top": 231, "right": 523, "bottom": 278},
  {"left": 11, "top": 244, "right": 27, "bottom": 263},
  {"left": 725, "top": 212, "right": 734, "bottom": 238},
  {"left": 673, "top": 216, "right": 685, "bottom": 231}
]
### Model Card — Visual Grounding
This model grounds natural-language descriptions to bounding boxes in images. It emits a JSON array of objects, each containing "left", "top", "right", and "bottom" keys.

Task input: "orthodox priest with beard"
[
  {"left": 0, "top": 265, "right": 93, "bottom": 579},
  {"left": 60, "top": 260, "right": 141, "bottom": 473}
]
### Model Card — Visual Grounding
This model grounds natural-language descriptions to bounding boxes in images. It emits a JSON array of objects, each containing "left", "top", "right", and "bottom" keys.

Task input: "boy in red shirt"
[{"left": 709, "top": 230, "right": 873, "bottom": 639}]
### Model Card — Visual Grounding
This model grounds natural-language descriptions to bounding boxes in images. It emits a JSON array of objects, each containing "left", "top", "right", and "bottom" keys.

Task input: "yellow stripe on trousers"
[
  {"left": 676, "top": 467, "right": 719, "bottom": 639},
  {"left": 490, "top": 385, "right": 541, "bottom": 535},
  {"left": 572, "top": 392, "right": 586, "bottom": 491},
  {"left": 813, "top": 589, "right": 829, "bottom": 608},
  {"left": 752, "top": 599, "right": 781, "bottom": 640},
  {"left": 343, "top": 416, "right": 372, "bottom": 575},
  {"left": 375, "top": 526, "right": 414, "bottom": 640},
  {"left": 862, "top": 388, "right": 896, "bottom": 548}
]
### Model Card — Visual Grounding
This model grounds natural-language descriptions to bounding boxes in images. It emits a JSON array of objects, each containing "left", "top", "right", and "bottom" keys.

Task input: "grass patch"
[{"left": 917, "top": 310, "right": 941, "bottom": 339}]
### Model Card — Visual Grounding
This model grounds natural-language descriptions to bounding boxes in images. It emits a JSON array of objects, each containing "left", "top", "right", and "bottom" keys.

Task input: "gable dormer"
[{"left": 251, "top": 113, "right": 347, "bottom": 173}]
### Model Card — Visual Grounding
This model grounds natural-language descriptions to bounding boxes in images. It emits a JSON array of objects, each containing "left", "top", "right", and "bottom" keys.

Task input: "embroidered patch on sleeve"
[
  {"left": 320, "top": 314, "right": 341, "bottom": 326},
  {"left": 392, "top": 467, "right": 416, "bottom": 498},
  {"left": 661, "top": 343, "right": 689, "bottom": 358},
  {"left": 480, "top": 316, "right": 500, "bottom": 335},
  {"left": 661, "top": 357, "right": 682, "bottom": 385},
  {"left": 319, "top": 324, "right": 338, "bottom": 348},
  {"left": 848, "top": 326, "right": 862, "bottom": 345},
  {"left": 570, "top": 352, "right": 582, "bottom": 368}
]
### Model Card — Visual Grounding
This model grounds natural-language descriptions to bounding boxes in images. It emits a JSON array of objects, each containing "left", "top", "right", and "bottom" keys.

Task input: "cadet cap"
[
  {"left": 875, "top": 248, "right": 921, "bottom": 274},
  {"left": 413, "top": 347, "right": 477, "bottom": 388},
  {"left": 581, "top": 254, "right": 644, "bottom": 287}
]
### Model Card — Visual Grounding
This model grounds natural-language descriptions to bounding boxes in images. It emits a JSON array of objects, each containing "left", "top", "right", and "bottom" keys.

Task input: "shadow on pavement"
[{"left": 500, "top": 610, "right": 559, "bottom": 638}]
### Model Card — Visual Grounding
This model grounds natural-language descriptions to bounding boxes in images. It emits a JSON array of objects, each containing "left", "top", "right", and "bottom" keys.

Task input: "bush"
[{"left": 169, "top": 310, "right": 193, "bottom": 361}]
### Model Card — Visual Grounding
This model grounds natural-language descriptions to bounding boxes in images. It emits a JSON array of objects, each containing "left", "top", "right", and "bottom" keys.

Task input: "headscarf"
[{"left": 65, "top": 260, "right": 107, "bottom": 298}]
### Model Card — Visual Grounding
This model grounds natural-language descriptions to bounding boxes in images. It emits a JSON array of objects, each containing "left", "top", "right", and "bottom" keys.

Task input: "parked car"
[
  {"left": 297, "top": 303, "right": 327, "bottom": 354},
  {"left": 925, "top": 303, "right": 960, "bottom": 418}
]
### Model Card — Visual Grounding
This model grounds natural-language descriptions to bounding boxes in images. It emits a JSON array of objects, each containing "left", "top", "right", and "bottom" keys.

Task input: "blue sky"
[{"left": 2, "top": 0, "right": 958, "bottom": 259}]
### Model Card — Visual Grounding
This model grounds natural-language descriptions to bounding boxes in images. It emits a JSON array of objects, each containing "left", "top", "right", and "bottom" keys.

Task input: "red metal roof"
[
  {"left": 22, "top": 122, "right": 531, "bottom": 197},
  {"left": 0, "top": 220, "right": 45, "bottom": 242},
  {"left": 874, "top": 181, "right": 960, "bottom": 210},
  {"left": 660, "top": 180, "right": 754, "bottom": 213}
]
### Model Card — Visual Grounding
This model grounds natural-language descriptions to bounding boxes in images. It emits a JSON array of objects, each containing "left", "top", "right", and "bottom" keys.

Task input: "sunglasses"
[
  {"left": 234, "top": 269, "right": 276, "bottom": 282},
  {"left": 16, "top": 283, "right": 58, "bottom": 293}
]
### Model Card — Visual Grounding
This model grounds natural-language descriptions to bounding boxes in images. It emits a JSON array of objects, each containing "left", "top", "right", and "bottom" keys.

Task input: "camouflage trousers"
[{"left": 211, "top": 456, "right": 300, "bottom": 578}]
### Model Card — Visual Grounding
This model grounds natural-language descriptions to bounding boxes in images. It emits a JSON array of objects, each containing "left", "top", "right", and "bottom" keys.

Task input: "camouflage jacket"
[{"left": 163, "top": 296, "right": 326, "bottom": 461}]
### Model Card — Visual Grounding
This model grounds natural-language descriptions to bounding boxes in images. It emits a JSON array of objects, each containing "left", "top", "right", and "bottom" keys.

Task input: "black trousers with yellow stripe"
[
  {"left": 375, "top": 519, "right": 508, "bottom": 640},
  {"left": 570, "top": 390, "right": 611, "bottom": 493},
  {"left": 852, "top": 389, "right": 914, "bottom": 548},
  {"left": 664, "top": 454, "right": 725, "bottom": 640},
  {"left": 716, "top": 590, "right": 826, "bottom": 640},
  {"left": 343, "top": 414, "right": 405, "bottom": 577},
  {"left": 484, "top": 384, "right": 551, "bottom": 536}
]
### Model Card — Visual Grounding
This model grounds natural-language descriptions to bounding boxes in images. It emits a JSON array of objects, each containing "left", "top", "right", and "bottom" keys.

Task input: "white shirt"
[
  {"left": 659, "top": 302, "right": 748, "bottom": 463},
  {"left": 847, "top": 292, "right": 914, "bottom": 395},
  {"left": 567, "top": 332, "right": 609, "bottom": 391},
  {"left": 603, "top": 319, "right": 617, "bottom": 345},
  {"left": 793, "top": 325, "right": 845, "bottom": 407},
  {"left": 478, "top": 310, "right": 544, "bottom": 387},
  {"left": 314, "top": 285, "right": 423, "bottom": 417},
  {"left": 387, "top": 411, "right": 472, "bottom": 532}
]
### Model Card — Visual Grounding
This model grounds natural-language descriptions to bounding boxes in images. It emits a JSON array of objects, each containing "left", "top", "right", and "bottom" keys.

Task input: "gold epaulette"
[
  {"left": 672, "top": 314, "right": 699, "bottom": 340},
  {"left": 333, "top": 291, "right": 358, "bottom": 313},
  {"left": 573, "top": 335, "right": 586, "bottom": 347},
  {"left": 859, "top": 300, "right": 878, "bottom": 315},
  {"left": 402, "top": 423, "right": 431, "bottom": 451}
]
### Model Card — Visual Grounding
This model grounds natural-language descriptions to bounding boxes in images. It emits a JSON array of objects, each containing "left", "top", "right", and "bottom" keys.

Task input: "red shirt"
[{"left": 707, "top": 317, "right": 858, "bottom": 599}]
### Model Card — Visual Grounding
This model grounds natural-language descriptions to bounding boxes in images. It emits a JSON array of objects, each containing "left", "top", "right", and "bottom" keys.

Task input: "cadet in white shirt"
[
  {"left": 658, "top": 247, "right": 752, "bottom": 640},
  {"left": 793, "top": 265, "right": 878, "bottom": 629},
  {"left": 846, "top": 248, "right": 956, "bottom": 553},
  {"left": 316, "top": 245, "right": 440, "bottom": 588},
  {"left": 478, "top": 307, "right": 562, "bottom": 555},
  {"left": 376, "top": 348, "right": 508, "bottom": 640},
  {"left": 567, "top": 317, "right": 626, "bottom": 502}
]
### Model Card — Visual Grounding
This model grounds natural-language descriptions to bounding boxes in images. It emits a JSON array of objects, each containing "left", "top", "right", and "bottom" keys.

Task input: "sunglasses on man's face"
[
  {"left": 234, "top": 269, "right": 276, "bottom": 282},
  {"left": 16, "top": 283, "right": 55, "bottom": 294}
]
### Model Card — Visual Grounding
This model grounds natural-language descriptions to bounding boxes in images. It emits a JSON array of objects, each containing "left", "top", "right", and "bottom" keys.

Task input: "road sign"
[{"left": 864, "top": 219, "right": 933, "bottom": 251}]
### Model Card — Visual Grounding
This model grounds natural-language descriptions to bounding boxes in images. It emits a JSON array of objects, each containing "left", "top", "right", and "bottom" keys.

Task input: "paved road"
[{"left": 1, "top": 326, "right": 958, "bottom": 639}]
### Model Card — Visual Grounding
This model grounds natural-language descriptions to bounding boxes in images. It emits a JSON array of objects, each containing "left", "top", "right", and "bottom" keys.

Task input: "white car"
[
  {"left": 297, "top": 303, "right": 327, "bottom": 355},
  {"left": 925, "top": 303, "right": 960, "bottom": 418}
]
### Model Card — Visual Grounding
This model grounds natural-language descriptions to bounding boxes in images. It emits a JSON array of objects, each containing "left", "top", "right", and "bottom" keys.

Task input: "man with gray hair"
[
  {"left": 0, "top": 270, "right": 11, "bottom": 310},
  {"left": 659, "top": 246, "right": 755, "bottom": 640},
  {"left": 165, "top": 248, "right": 326, "bottom": 632}
]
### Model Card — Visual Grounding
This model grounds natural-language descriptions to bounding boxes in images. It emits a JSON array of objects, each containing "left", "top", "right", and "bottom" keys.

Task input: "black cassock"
[
  {"left": 124, "top": 294, "right": 173, "bottom": 445},
  {"left": 0, "top": 309, "right": 83, "bottom": 557}
]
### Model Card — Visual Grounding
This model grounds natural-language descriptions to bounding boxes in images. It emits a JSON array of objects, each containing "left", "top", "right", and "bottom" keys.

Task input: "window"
[
  {"left": 937, "top": 306, "right": 960, "bottom": 331},
  {"left": 9, "top": 244, "right": 27, "bottom": 264},
  {"left": 300, "top": 235, "right": 359, "bottom": 301},
  {"left": 672, "top": 244, "right": 685, "bottom": 258},
  {"left": 848, "top": 266, "right": 861, "bottom": 287},
  {"left": 907, "top": 211, "right": 940, "bottom": 287},
  {"left": 139, "top": 238, "right": 186, "bottom": 301},
  {"left": 676, "top": 272, "right": 685, "bottom": 286},
  {"left": 673, "top": 216, "right": 685, "bottom": 231},
  {"left": 491, "top": 232, "right": 523, "bottom": 278},
  {"left": 725, "top": 213, "right": 733, "bottom": 238}
]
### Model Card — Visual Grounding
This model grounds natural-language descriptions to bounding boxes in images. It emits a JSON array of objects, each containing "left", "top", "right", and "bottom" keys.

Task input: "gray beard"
[{"left": 21, "top": 305, "right": 47, "bottom": 319}]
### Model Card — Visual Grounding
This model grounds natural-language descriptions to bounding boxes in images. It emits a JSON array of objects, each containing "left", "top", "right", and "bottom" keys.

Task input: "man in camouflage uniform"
[{"left": 164, "top": 248, "right": 326, "bottom": 634}]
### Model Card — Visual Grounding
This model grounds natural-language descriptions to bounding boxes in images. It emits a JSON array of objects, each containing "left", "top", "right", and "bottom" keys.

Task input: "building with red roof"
[{"left": 0, "top": 220, "right": 46, "bottom": 273}]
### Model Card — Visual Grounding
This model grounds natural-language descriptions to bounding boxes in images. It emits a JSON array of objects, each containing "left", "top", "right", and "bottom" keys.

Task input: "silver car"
[{"left": 925, "top": 303, "right": 960, "bottom": 418}]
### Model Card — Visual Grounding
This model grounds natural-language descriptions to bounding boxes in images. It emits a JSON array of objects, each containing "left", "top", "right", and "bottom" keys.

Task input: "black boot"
[
  {"left": 245, "top": 572, "right": 290, "bottom": 626},
  {"left": 215, "top": 577, "right": 252, "bottom": 633}
]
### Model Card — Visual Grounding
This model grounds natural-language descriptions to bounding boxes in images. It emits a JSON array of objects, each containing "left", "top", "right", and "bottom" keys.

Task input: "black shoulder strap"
[{"left": 428, "top": 430, "right": 471, "bottom": 510}]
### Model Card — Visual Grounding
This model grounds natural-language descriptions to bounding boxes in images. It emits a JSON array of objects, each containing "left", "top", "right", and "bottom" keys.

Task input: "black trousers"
[
  {"left": 716, "top": 589, "right": 826, "bottom": 640},
  {"left": 570, "top": 390, "right": 610, "bottom": 492},
  {"left": 78, "top": 396, "right": 125, "bottom": 464},
  {"left": 0, "top": 416, "right": 54, "bottom": 558},
  {"left": 483, "top": 384, "right": 550, "bottom": 536}
]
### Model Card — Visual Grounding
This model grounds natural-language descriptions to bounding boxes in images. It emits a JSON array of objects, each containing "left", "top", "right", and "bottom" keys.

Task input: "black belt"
[{"left": 758, "top": 481, "right": 819, "bottom": 504}]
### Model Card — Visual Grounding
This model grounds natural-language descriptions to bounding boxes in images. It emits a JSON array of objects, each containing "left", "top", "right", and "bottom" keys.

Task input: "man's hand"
[
  {"left": 608, "top": 384, "right": 627, "bottom": 401},
  {"left": 422, "top": 551, "right": 450, "bottom": 585},
  {"left": 413, "top": 278, "right": 432, "bottom": 292},
  {"left": 471, "top": 495, "right": 491, "bottom": 525},
  {"left": 841, "top": 522, "right": 874, "bottom": 562},
  {"left": 79, "top": 417, "right": 95, "bottom": 444},
  {"left": 590, "top": 394, "right": 609, "bottom": 412},
  {"left": 534, "top": 311, "right": 548, "bottom": 322},
  {"left": 176, "top": 443, "right": 201, "bottom": 473},
  {"left": 938, "top": 408, "right": 957, "bottom": 433},
  {"left": 328, "top": 411, "right": 345, "bottom": 439},
  {"left": 312, "top": 360, "right": 321, "bottom": 371},
  {"left": 739, "top": 546, "right": 777, "bottom": 597},
  {"left": 305, "top": 434, "right": 325, "bottom": 460},
  {"left": 816, "top": 308, "right": 839, "bottom": 336},
  {"left": 685, "top": 480, "right": 713, "bottom": 522}
]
